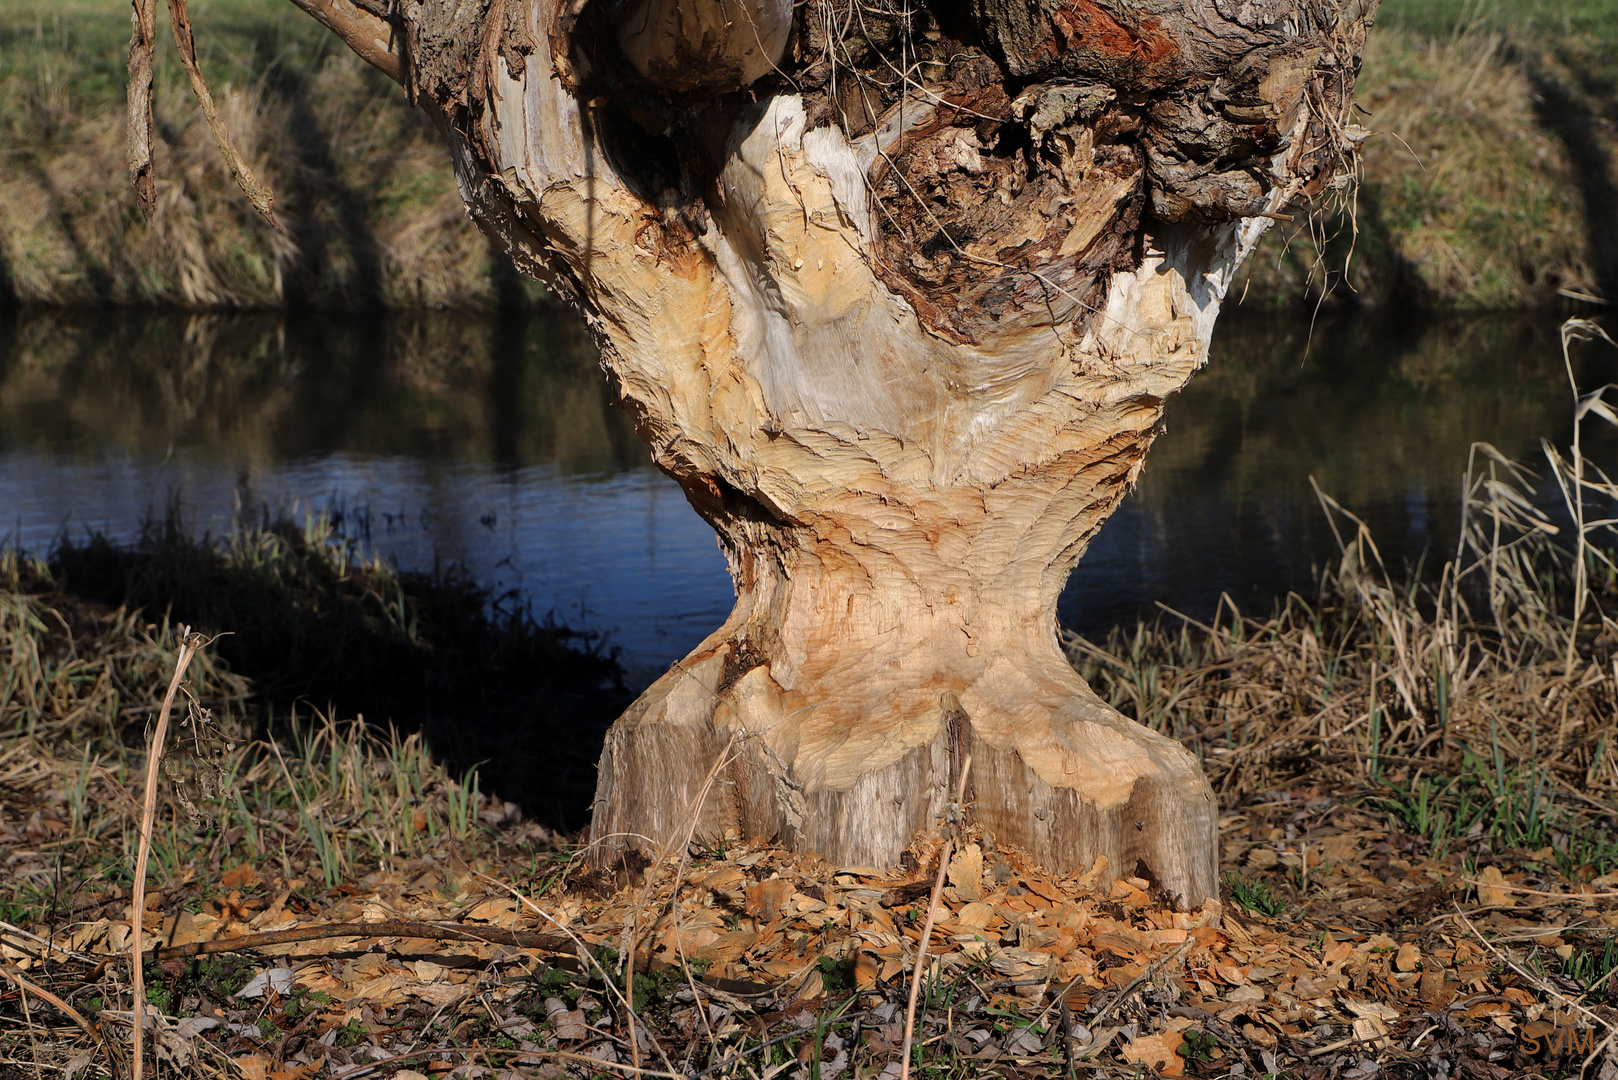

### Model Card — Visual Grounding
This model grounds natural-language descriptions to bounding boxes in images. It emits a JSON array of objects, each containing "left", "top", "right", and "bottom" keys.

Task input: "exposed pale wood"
[
  {"left": 616, "top": 0, "right": 795, "bottom": 92},
  {"left": 287, "top": 0, "right": 1376, "bottom": 908}
]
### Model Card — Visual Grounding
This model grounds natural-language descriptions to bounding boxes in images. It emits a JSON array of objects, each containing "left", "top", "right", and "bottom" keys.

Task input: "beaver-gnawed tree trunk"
[{"left": 288, "top": 0, "right": 1374, "bottom": 909}]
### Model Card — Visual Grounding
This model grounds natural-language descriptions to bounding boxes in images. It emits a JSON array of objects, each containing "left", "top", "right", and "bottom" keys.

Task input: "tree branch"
[{"left": 283, "top": 0, "right": 405, "bottom": 85}]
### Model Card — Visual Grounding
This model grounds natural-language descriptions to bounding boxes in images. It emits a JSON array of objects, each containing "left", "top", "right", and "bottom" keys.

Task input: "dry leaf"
[
  {"left": 1391, "top": 939, "right": 1417, "bottom": 977},
  {"left": 956, "top": 902, "right": 995, "bottom": 928},
  {"left": 1476, "top": 866, "right": 1512, "bottom": 907},
  {"left": 1346, "top": 999, "right": 1399, "bottom": 1022},
  {"left": 949, "top": 844, "right": 984, "bottom": 902},
  {"left": 853, "top": 952, "right": 880, "bottom": 989},
  {"left": 268, "top": 1060, "right": 324, "bottom": 1080},
  {"left": 547, "top": 999, "right": 589, "bottom": 1041},
  {"left": 746, "top": 879, "right": 792, "bottom": 922},
  {"left": 1351, "top": 1017, "right": 1388, "bottom": 1046},
  {"left": 1076, "top": 855, "right": 1109, "bottom": 890},
  {"left": 169, "top": 911, "right": 221, "bottom": 947},
  {"left": 232, "top": 1056, "right": 270, "bottom": 1080},
  {"left": 1322, "top": 940, "right": 1355, "bottom": 966},
  {"left": 464, "top": 897, "right": 520, "bottom": 924},
  {"left": 1418, "top": 969, "right": 1451, "bottom": 1003},
  {"left": 413, "top": 984, "right": 468, "bottom": 1007},
  {"left": 1120, "top": 1030, "right": 1185, "bottom": 1077},
  {"left": 220, "top": 864, "right": 262, "bottom": 891},
  {"left": 347, "top": 972, "right": 410, "bottom": 1002},
  {"left": 236, "top": 968, "right": 295, "bottom": 999}
]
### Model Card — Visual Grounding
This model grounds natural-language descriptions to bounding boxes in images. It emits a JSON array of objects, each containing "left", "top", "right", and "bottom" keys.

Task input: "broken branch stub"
[{"left": 287, "top": 0, "right": 1377, "bottom": 907}]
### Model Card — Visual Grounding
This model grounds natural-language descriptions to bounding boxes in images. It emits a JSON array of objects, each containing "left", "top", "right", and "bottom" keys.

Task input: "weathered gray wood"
[{"left": 290, "top": 0, "right": 1376, "bottom": 908}]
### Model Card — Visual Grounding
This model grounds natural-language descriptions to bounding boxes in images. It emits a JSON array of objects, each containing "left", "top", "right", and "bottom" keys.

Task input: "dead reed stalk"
[
  {"left": 899, "top": 755, "right": 970, "bottom": 1080},
  {"left": 1069, "top": 323, "right": 1618, "bottom": 825},
  {"left": 130, "top": 626, "right": 202, "bottom": 1080}
]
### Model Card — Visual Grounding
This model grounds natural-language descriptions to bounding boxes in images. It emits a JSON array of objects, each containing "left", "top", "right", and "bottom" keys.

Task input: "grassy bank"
[
  {"left": 1, "top": 510, "right": 627, "bottom": 861},
  {"left": 1233, "top": 0, "right": 1618, "bottom": 309},
  {"left": 5, "top": 435, "right": 1618, "bottom": 1078},
  {"left": 0, "top": 0, "right": 545, "bottom": 309},
  {"left": 0, "top": 0, "right": 1613, "bottom": 310}
]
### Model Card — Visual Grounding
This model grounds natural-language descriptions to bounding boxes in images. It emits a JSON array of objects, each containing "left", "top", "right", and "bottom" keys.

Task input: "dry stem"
[
  {"left": 130, "top": 626, "right": 202, "bottom": 1080},
  {"left": 899, "top": 755, "right": 970, "bottom": 1080}
]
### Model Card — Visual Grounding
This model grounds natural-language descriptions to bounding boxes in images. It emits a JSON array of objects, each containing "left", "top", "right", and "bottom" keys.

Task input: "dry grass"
[
  {"left": 1072, "top": 321, "right": 1618, "bottom": 874},
  {"left": 1235, "top": 16, "right": 1612, "bottom": 310},
  {"left": 0, "top": 0, "right": 542, "bottom": 310},
  {"left": 0, "top": 508, "right": 624, "bottom": 927},
  {"left": 2, "top": 0, "right": 1614, "bottom": 311}
]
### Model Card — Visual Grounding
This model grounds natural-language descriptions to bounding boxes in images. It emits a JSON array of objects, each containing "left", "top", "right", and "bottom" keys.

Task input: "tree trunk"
[{"left": 292, "top": 0, "right": 1374, "bottom": 909}]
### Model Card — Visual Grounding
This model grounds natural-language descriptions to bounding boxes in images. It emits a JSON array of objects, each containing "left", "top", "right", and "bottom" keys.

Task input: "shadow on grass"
[
  {"left": 1528, "top": 60, "right": 1618, "bottom": 300},
  {"left": 44, "top": 511, "right": 632, "bottom": 835}
]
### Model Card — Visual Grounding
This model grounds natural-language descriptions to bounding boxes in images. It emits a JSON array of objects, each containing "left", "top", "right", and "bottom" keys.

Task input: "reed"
[
  {"left": 1070, "top": 324, "right": 1618, "bottom": 870},
  {"left": 0, "top": 511, "right": 620, "bottom": 927}
]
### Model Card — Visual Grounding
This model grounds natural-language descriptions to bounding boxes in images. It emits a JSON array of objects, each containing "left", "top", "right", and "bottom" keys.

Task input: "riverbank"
[
  {"left": 1, "top": 0, "right": 1613, "bottom": 311},
  {"left": 4, "top": 471, "right": 1618, "bottom": 1077},
  {"left": 0, "top": 514, "right": 629, "bottom": 839}
]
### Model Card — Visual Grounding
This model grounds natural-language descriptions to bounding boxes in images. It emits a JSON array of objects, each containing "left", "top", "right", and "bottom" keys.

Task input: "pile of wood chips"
[{"left": 4, "top": 803, "right": 1618, "bottom": 1080}]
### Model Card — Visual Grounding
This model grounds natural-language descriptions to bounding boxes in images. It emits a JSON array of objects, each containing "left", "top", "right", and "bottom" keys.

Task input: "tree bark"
[{"left": 293, "top": 0, "right": 1374, "bottom": 908}]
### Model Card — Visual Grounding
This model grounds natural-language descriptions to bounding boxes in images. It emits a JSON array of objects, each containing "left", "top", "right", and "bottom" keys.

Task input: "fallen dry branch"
[
  {"left": 0, "top": 964, "right": 105, "bottom": 1048},
  {"left": 142, "top": 921, "right": 573, "bottom": 963}
]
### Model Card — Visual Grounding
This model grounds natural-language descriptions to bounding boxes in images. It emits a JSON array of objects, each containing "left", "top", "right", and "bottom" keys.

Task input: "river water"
[{"left": 2, "top": 306, "right": 1612, "bottom": 686}]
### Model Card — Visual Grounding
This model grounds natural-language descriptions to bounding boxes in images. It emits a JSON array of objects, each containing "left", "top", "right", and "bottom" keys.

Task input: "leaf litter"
[{"left": 4, "top": 798, "right": 1617, "bottom": 1080}]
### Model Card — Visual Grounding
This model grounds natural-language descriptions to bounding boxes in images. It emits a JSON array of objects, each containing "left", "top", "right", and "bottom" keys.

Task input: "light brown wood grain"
[{"left": 286, "top": 0, "right": 1376, "bottom": 908}]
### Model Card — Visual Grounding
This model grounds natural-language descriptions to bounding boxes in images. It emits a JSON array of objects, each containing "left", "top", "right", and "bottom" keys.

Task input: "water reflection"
[
  {"left": 2, "top": 307, "right": 1612, "bottom": 683},
  {"left": 0, "top": 308, "right": 723, "bottom": 684},
  {"left": 1065, "top": 312, "right": 1618, "bottom": 635}
]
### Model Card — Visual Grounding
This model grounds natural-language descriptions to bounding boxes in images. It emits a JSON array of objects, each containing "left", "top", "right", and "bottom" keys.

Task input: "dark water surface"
[{"left": 2, "top": 307, "right": 1613, "bottom": 686}]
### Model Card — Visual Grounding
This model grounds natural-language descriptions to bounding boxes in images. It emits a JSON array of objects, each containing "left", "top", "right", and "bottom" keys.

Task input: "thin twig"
[
  {"left": 0, "top": 921, "right": 99, "bottom": 965},
  {"left": 1452, "top": 905, "right": 1617, "bottom": 1076},
  {"left": 131, "top": 626, "right": 202, "bottom": 1080},
  {"left": 0, "top": 964, "right": 105, "bottom": 1053},
  {"left": 899, "top": 755, "right": 971, "bottom": 1080},
  {"left": 1086, "top": 939, "right": 1196, "bottom": 1032},
  {"left": 621, "top": 735, "right": 739, "bottom": 1074},
  {"left": 469, "top": 868, "right": 680, "bottom": 1075},
  {"left": 548, "top": 1051, "right": 687, "bottom": 1078},
  {"left": 653, "top": 733, "right": 740, "bottom": 1048},
  {"left": 163, "top": 0, "right": 281, "bottom": 229},
  {"left": 1462, "top": 880, "right": 1618, "bottom": 900}
]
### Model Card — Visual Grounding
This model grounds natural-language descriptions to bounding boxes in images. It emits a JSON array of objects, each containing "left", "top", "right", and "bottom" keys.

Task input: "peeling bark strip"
[
  {"left": 124, "top": 0, "right": 284, "bottom": 228},
  {"left": 166, "top": 0, "right": 282, "bottom": 230},
  {"left": 290, "top": 0, "right": 1376, "bottom": 907},
  {"left": 126, "top": 0, "right": 159, "bottom": 217}
]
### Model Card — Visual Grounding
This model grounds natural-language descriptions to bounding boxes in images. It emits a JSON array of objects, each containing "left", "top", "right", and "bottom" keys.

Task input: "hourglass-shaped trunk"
[
  {"left": 287, "top": 0, "right": 1375, "bottom": 908},
  {"left": 587, "top": 204, "right": 1257, "bottom": 909}
]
